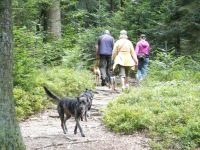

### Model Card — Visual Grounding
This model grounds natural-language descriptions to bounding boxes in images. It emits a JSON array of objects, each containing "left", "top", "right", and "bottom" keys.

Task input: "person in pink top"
[{"left": 135, "top": 34, "right": 150, "bottom": 81}]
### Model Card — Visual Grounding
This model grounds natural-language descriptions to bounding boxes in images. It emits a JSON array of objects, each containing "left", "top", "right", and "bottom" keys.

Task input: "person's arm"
[
  {"left": 96, "top": 44, "right": 99, "bottom": 60},
  {"left": 112, "top": 42, "right": 118, "bottom": 61},
  {"left": 96, "top": 37, "right": 101, "bottom": 60},
  {"left": 135, "top": 42, "right": 139, "bottom": 55}
]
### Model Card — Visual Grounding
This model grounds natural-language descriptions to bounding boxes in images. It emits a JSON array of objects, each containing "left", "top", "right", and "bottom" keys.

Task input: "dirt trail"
[{"left": 20, "top": 85, "right": 151, "bottom": 150}]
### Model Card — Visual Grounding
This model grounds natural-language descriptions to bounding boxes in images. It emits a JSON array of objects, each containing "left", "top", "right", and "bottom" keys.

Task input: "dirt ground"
[{"left": 20, "top": 84, "right": 151, "bottom": 150}]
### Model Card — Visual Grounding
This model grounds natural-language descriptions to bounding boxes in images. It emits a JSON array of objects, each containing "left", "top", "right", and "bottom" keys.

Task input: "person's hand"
[{"left": 134, "top": 60, "right": 138, "bottom": 66}]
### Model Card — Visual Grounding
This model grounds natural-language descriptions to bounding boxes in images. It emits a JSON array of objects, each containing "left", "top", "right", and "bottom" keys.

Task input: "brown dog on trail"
[{"left": 91, "top": 66, "right": 101, "bottom": 86}]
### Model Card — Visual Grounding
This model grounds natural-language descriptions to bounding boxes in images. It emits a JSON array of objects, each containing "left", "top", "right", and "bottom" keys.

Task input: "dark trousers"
[{"left": 99, "top": 55, "right": 111, "bottom": 83}]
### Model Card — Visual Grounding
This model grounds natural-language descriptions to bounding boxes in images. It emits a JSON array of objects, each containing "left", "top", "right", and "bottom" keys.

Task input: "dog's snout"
[
  {"left": 80, "top": 105, "right": 84, "bottom": 110},
  {"left": 79, "top": 103, "right": 86, "bottom": 111}
]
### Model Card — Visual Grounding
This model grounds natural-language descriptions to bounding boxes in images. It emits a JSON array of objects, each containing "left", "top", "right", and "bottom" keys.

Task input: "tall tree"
[
  {"left": 13, "top": 0, "right": 61, "bottom": 42},
  {"left": 0, "top": 0, "right": 25, "bottom": 149},
  {"left": 165, "top": 0, "right": 200, "bottom": 55},
  {"left": 46, "top": 0, "right": 61, "bottom": 38},
  {"left": 110, "top": 0, "right": 114, "bottom": 12},
  {"left": 38, "top": 0, "right": 61, "bottom": 42}
]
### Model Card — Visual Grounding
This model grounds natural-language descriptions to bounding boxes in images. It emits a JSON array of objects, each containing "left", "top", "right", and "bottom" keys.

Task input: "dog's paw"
[
  {"left": 81, "top": 133, "right": 85, "bottom": 137},
  {"left": 74, "top": 130, "right": 77, "bottom": 135}
]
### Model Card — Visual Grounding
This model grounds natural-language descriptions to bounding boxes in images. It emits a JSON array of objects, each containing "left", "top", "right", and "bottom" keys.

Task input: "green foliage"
[
  {"left": 61, "top": 25, "right": 86, "bottom": 69},
  {"left": 103, "top": 81, "right": 200, "bottom": 149},
  {"left": 36, "top": 66, "right": 95, "bottom": 97},
  {"left": 13, "top": 0, "right": 200, "bottom": 60},
  {"left": 76, "top": 27, "right": 109, "bottom": 68},
  {"left": 13, "top": 0, "right": 52, "bottom": 29},
  {"left": 11, "top": 1, "right": 200, "bottom": 148},
  {"left": 42, "top": 41, "right": 65, "bottom": 66},
  {"left": 13, "top": 26, "right": 96, "bottom": 120},
  {"left": 103, "top": 101, "right": 152, "bottom": 133},
  {"left": 103, "top": 54, "right": 200, "bottom": 149},
  {"left": 14, "top": 66, "right": 95, "bottom": 120},
  {"left": 14, "top": 87, "right": 46, "bottom": 120},
  {"left": 148, "top": 50, "right": 200, "bottom": 82},
  {"left": 13, "top": 27, "right": 43, "bottom": 91}
]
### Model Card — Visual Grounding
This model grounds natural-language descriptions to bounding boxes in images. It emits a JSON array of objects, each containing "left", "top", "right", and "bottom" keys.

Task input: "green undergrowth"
[
  {"left": 14, "top": 66, "right": 95, "bottom": 120},
  {"left": 102, "top": 55, "right": 200, "bottom": 149},
  {"left": 102, "top": 81, "right": 200, "bottom": 149}
]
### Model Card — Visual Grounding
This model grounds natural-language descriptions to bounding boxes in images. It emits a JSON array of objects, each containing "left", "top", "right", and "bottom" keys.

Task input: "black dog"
[
  {"left": 79, "top": 89, "right": 94, "bottom": 122},
  {"left": 43, "top": 86, "right": 87, "bottom": 137}
]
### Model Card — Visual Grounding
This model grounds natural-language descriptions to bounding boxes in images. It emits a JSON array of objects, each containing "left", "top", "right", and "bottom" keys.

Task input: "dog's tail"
[{"left": 43, "top": 86, "right": 61, "bottom": 102}]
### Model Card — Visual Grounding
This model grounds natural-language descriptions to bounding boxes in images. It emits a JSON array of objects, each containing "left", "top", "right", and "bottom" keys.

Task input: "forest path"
[{"left": 20, "top": 84, "right": 151, "bottom": 150}]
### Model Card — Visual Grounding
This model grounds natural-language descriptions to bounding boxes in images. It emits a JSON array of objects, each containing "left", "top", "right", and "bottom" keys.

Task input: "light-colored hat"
[{"left": 120, "top": 30, "right": 127, "bottom": 35}]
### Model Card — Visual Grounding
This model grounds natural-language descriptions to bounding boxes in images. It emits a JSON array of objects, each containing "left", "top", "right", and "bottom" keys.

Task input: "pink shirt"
[{"left": 135, "top": 40, "right": 150, "bottom": 55}]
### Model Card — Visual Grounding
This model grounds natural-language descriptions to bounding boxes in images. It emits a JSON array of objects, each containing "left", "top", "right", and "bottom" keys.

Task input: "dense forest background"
[
  {"left": 13, "top": 0, "right": 200, "bottom": 66},
  {"left": 9, "top": 0, "right": 200, "bottom": 149}
]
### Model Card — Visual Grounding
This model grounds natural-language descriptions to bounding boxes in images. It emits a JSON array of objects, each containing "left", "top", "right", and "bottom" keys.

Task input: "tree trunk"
[
  {"left": 47, "top": 0, "right": 61, "bottom": 39},
  {"left": 120, "top": 0, "right": 125, "bottom": 7},
  {"left": 175, "top": 35, "right": 181, "bottom": 55},
  {"left": 110, "top": 0, "right": 114, "bottom": 12},
  {"left": 38, "top": 3, "right": 49, "bottom": 42},
  {"left": 0, "top": 0, "right": 25, "bottom": 149}
]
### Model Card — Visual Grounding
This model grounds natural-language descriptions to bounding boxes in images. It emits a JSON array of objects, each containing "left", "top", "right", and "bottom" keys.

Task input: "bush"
[
  {"left": 35, "top": 66, "right": 95, "bottom": 97},
  {"left": 102, "top": 54, "right": 200, "bottom": 149},
  {"left": 103, "top": 81, "right": 200, "bottom": 149},
  {"left": 14, "top": 66, "right": 95, "bottom": 120},
  {"left": 14, "top": 87, "right": 47, "bottom": 120},
  {"left": 13, "top": 27, "right": 96, "bottom": 120},
  {"left": 13, "top": 27, "right": 43, "bottom": 91},
  {"left": 148, "top": 51, "right": 200, "bottom": 82}
]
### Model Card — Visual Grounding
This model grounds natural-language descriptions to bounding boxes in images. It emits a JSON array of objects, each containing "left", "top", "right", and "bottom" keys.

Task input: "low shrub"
[
  {"left": 102, "top": 54, "right": 200, "bottom": 149},
  {"left": 103, "top": 81, "right": 200, "bottom": 149},
  {"left": 14, "top": 66, "right": 95, "bottom": 120},
  {"left": 35, "top": 66, "right": 95, "bottom": 97},
  {"left": 14, "top": 87, "right": 47, "bottom": 120}
]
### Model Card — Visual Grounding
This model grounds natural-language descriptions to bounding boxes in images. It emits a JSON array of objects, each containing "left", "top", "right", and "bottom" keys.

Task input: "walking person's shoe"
[
  {"left": 122, "top": 85, "right": 126, "bottom": 91},
  {"left": 125, "top": 84, "right": 129, "bottom": 88}
]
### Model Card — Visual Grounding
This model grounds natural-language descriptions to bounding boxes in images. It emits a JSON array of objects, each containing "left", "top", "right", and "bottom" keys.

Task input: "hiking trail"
[{"left": 20, "top": 85, "right": 151, "bottom": 150}]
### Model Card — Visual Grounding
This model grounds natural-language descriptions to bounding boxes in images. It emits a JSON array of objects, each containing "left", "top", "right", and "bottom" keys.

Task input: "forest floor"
[{"left": 20, "top": 79, "right": 151, "bottom": 150}]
